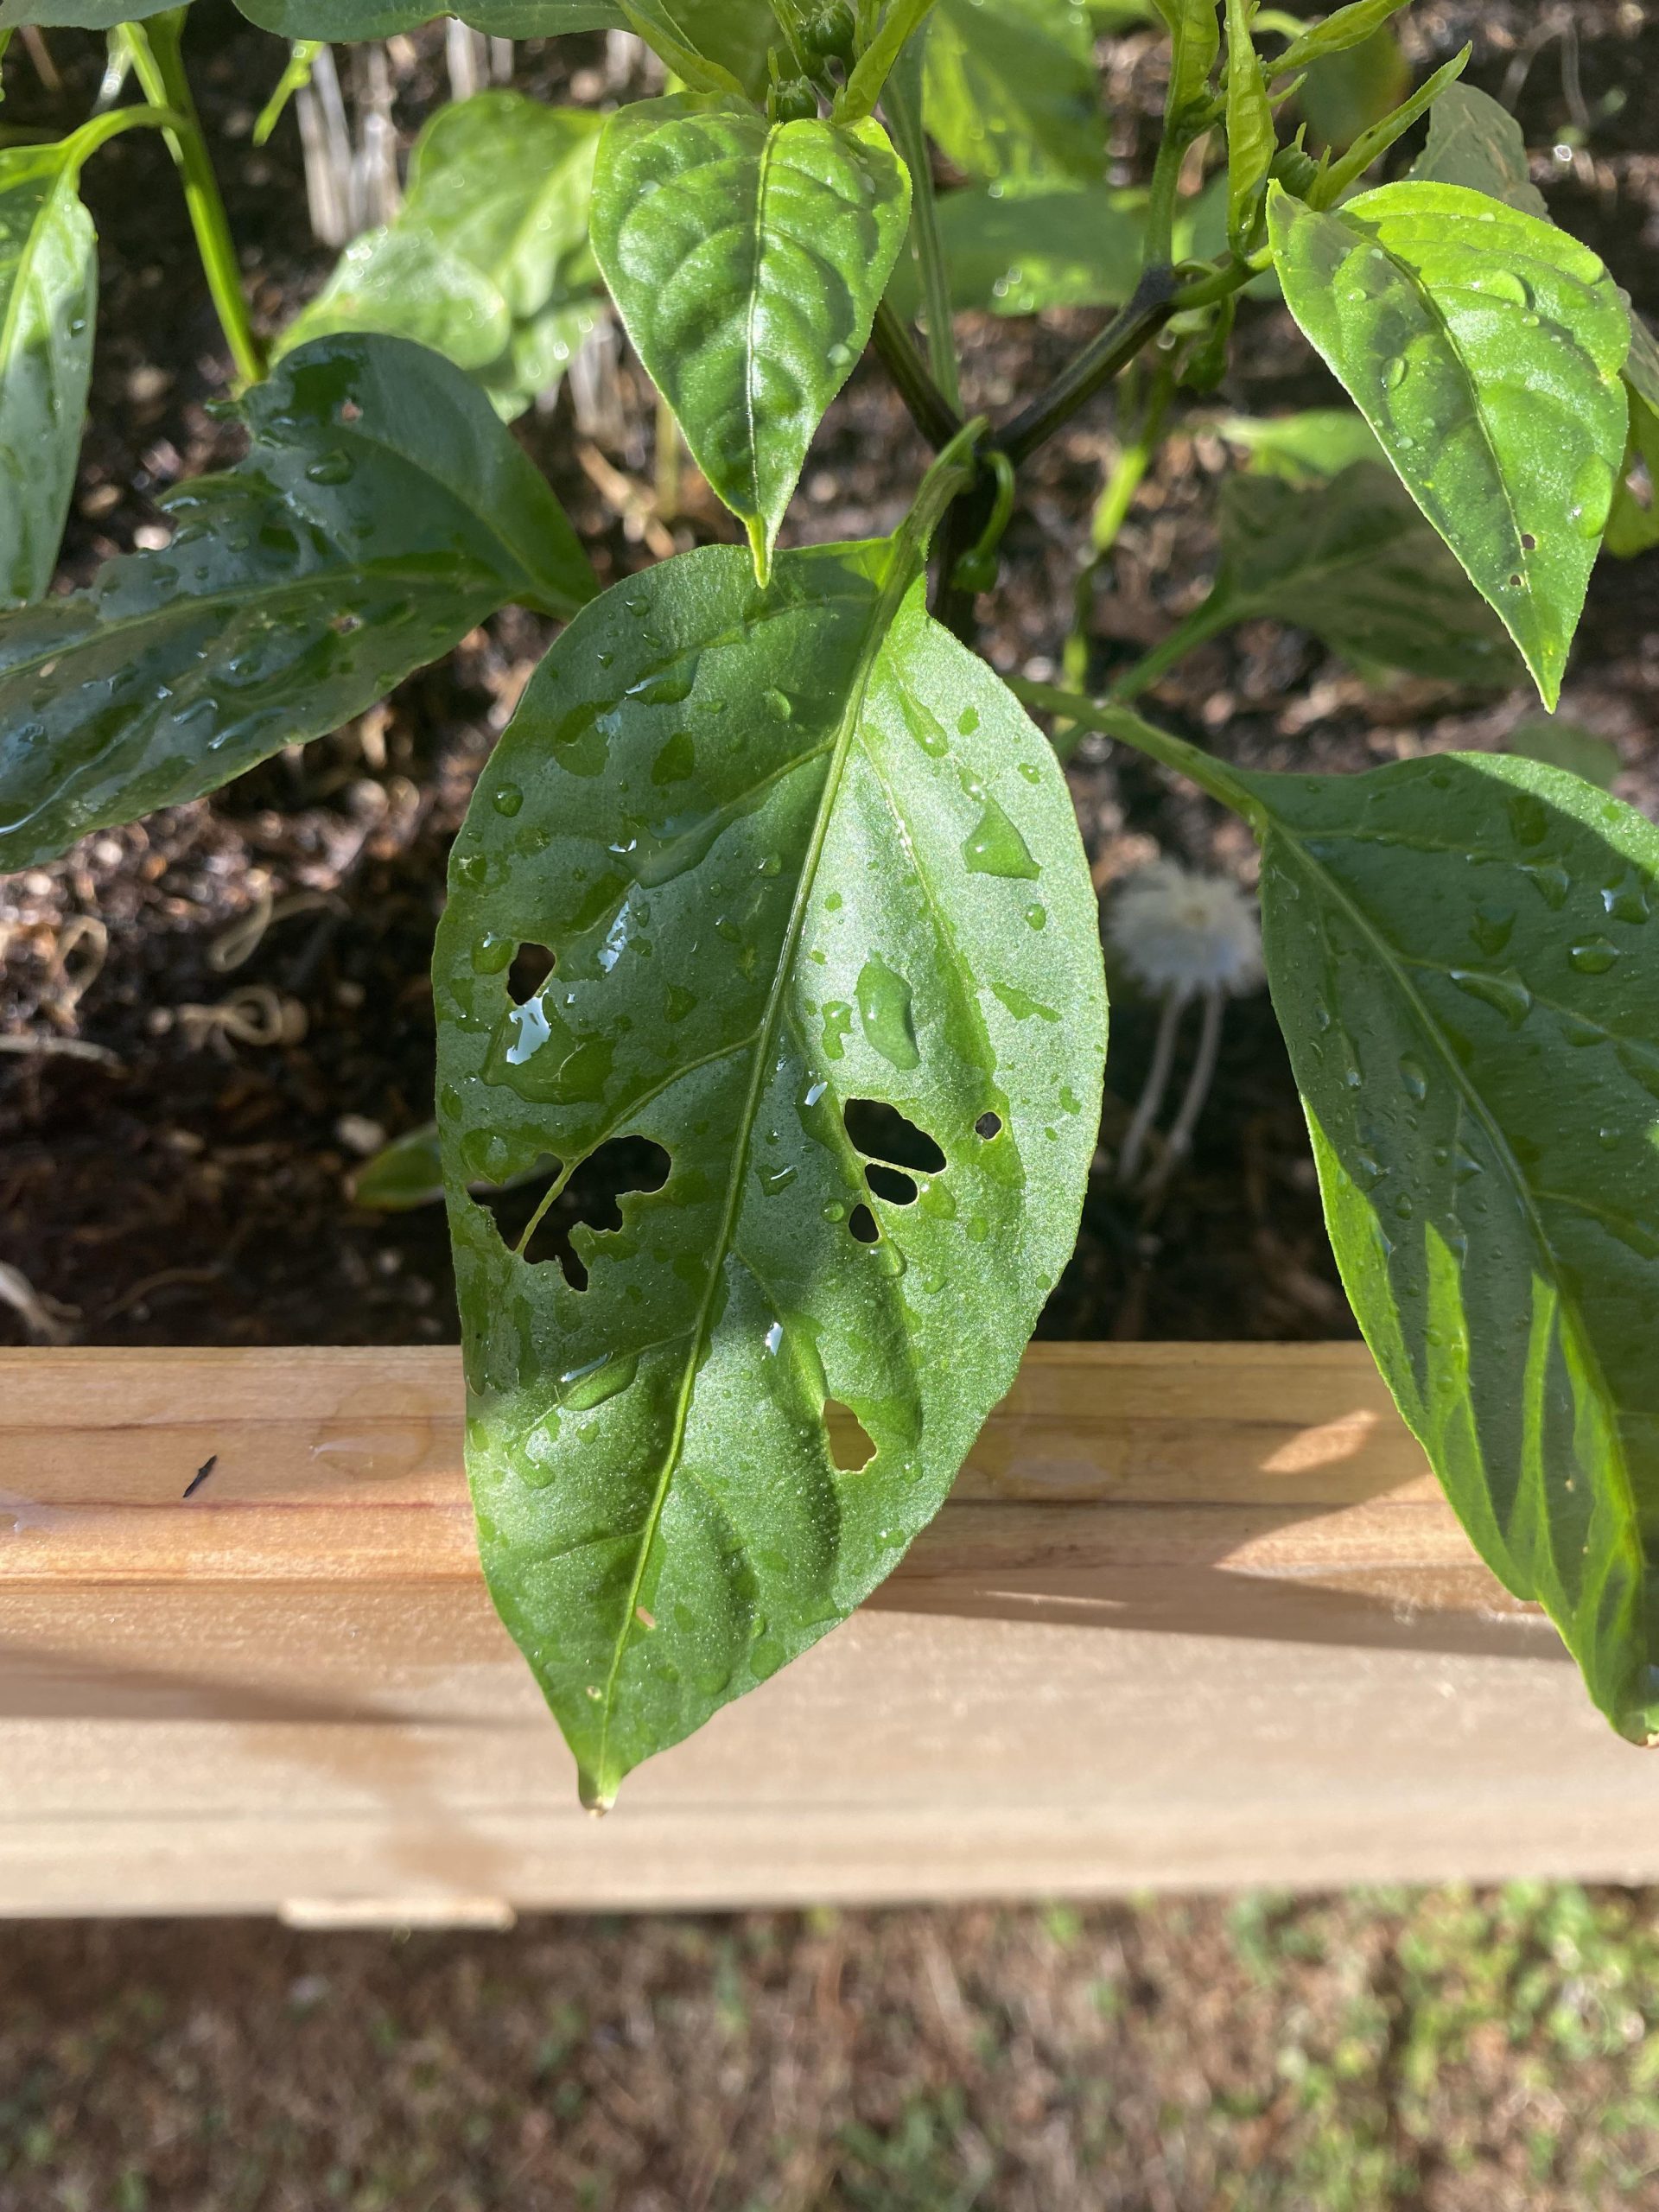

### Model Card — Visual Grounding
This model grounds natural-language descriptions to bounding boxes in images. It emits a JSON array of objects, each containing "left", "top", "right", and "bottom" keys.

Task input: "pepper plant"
[{"left": 3, "top": 0, "right": 1658, "bottom": 1808}]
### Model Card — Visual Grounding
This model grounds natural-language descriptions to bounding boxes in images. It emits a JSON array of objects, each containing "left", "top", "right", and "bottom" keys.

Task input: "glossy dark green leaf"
[
  {"left": 433, "top": 528, "right": 1108, "bottom": 1807},
  {"left": 1268, "top": 0, "right": 1408, "bottom": 73},
  {"left": 837, "top": 0, "right": 941, "bottom": 124},
  {"left": 0, "top": 334, "right": 594, "bottom": 874},
  {"left": 1224, "top": 0, "right": 1274, "bottom": 252},
  {"left": 1077, "top": 697, "right": 1659, "bottom": 1746},
  {"left": 0, "top": 0, "right": 174, "bottom": 23},
  {"left": 925, "top": 0, "right": 1107, "bottom": 187},
  {"left": 591, "top": 96, "right": 909, "bottom": 582},
  {"left": 885, "top": 183, "right": 1146, "bottom": 320},
  {"left": 1240, "top": 753, "right": 1659, "bottom": 1745},
  {"left": 0, "top": 142, "right": 95, "bottom": 608},
  {"left": 232, "top": 0, "right": 622, "bottom": 40},
  {"left": 1123, "top": 463, "right": 1523, "bottom": 694},
  {"left": 279, "top": 93, "right": 604, "bottom": 423},
  {"left": 1408, "top": 81, "right": 1548, "bottom": 219},
  {"left": 1270, "top": 180, "right": 1630, "bottom": 709}
]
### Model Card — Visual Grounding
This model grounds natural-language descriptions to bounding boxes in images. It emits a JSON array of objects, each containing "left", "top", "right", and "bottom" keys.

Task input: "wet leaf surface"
[
  {"left": 435, "top": 527, "right": 1106, "bottom": 1804},
  {"left": 1271, "top": 180, "right": 1630, "bottom": 709},
  {"left": 0, "top": 334, "right": 594, "bottom": 874},
  {"left": 0, "top": 143, "right": 97, "bottom": 607},
  {"left": 592, "top": 96, "right": 909, "bottom": 579}
]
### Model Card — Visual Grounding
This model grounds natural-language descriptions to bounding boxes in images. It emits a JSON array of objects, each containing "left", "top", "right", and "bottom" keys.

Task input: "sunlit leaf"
[
  {"left": 434, "top": 525, "right": 1107, "bottom": 1807},
  {"left": 1270, "top": 180, "right": 1630, "bottom": 709},
  {"left": 278, "top": 92, "right": 604, "bottom": 423},
  {"left": 0, "top": 142, "right": 95, "bottom": 607},
  {"left": 0, "top": 334, "right": 594, "bottom": 874},
  {"left": 1224, "top": 0, "right": 1274, "bottom": 252},
  {"left": 925, "top": 0, "right": 1107, "bottom": 187},
  {"left": 592, "top": 96, "right": 909, "bottom": 582},
  {"left": 1217, "top": 407, "right": 1382, "bottom": 482},
  {"left": 1153, "top": 0, "right": 1221, "bottom": 123}
]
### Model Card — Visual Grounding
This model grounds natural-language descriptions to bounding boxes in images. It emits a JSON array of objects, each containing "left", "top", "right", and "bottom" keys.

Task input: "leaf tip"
[
  {"left": 579, "top": 1770, "right": 618, "bottom": 1817},
  {"left": 747, "top": 520, "right": 775, "bottom": 589}
]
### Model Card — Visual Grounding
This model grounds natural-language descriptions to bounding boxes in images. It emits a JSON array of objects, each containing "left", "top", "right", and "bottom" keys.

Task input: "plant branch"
[
  {"left": 871, "top": 299, "right": 963, "bottom": 451},
  {"left": 995, "top": 270, "right": 1179, "bottom": 467},
  {"left": 121, "top": 12, "right": 266, "bottom": 389}
]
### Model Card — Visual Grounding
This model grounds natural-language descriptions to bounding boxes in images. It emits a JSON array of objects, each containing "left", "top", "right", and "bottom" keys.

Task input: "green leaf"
[
  {"left": 278, "top": 93, "right": 604, "bottom": 423},
  {"left": 1297, "top": 25, "right": 1407, "bottom": 149},
  {"left": 1240, "top": 752, "right": 1659, "bottom": 1746},
  {"left": 1307, "top": 43, "right": 1468, "bottom": 207},
  {"left": 1224, "top": 0, "right": 1274, "bottom": 252},
  {"left": 0, "top": 334, "right": 595, "bottom": 874},
  {"left": 433, "top": 530, "right": 1108, "bottom": 1808},
  {"left": 350, "top": 1123, "right": 446, "bottom": 1211},
  {"left": 837, "top": 0, "right": 941, "bottom": 124},
  {"left": 1154, "top": 0, "right": 1222, "bottom": 122},
  {"left": 591, "top": 96, "right": 909, "bottom": 582},
  {"left": 1409, "top": 80, "right": 1548, "bottom": 219},
  {"left": 1506, "top": 717, "right": 1622, "bottom": 790},
  {"left": 925, "top": 0, "right": 1108, "bottom": 188},
  {"left": 1269, "top": 180, "right": 1630, "bottom": 709},
  {"left": 1605, "top": 388, "right": 1659, "bottom": 560},
  {"left": 0, "top": 141, "right": 95, "bottom": 608},
  {"left": 1268, "top": 0, "right": 1408, "bottom": 75},
  {"left": 232, "top": 0, "right": 624, "bottom": 38},
  {"left": 0, "top": 0, "right": 175, "bottom": 24},
  {"left": 617, "top": 0, "right": 779, "bottom": 99},
  {"left": 1198, "top": 463, "right": 1525, "bottom": 685},
  {"left": 885, "top": 183, "right": 1147, "bottom": 319},
  {"left": 1218, "top": 405, "right": 1382, "bottom": 481}
]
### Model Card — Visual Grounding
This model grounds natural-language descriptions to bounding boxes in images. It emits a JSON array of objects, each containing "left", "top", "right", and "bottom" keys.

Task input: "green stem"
[
  {"left": 1109, "top": 596, "right": 1234, "bottom": 707},
  {"left": 1063, "top": 359, "right": 1175, "bottom": 695},
  {"left": 995, "top": 269, "right": 1179, "bottom": 467},
  {"left": 886, "top": 40, "right": 960, "bottom": 416},
  {"left": 871, "top": 298, "right": 963, "bottom": 451},
  {"left": 122, "top": 12, "right": 266, "bottom": 389},
  {"left": 1009, "top": 680, "right": 1260, "bottom": 823},
  {"left": 62, "top": 102, "right": 186, "bottom": 168}
]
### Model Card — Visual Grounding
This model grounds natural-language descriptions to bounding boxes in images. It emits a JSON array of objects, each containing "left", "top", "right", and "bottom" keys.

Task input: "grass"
[{"left": 6, "top": 1885, "right": 1659, "bottom": 2208}]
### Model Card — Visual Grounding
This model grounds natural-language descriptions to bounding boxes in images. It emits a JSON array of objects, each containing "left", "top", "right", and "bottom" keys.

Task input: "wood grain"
[{"left": 4, "top": 1342, "right": 1659, "bottom": 1919}]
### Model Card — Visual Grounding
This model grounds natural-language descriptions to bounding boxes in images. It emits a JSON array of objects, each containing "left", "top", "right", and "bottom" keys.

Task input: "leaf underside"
[
  {"left": 1270, "top": 181, "right": 1630, "bottom": 709},
  {"left": 1245, "top": 753, "right": 1659, "bottom": 1741},
  {"left": 434, "top": 536, "right": 1107, "bottom": 1806},
  {"left": 0, "top": 145, "right": 96, "bottom": 609},
  {"left": 591, "top": 98, "right": 910, "bottom": 579},
  {"left": 0, "top": 334, "right": 594, "bottom": 874}
]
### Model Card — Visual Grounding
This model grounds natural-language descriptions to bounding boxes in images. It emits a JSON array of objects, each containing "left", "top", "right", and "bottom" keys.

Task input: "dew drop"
[
  {"left": 1568, "top": 936, "right": 1619, "bottom": 975},
  {"left": 1398, "top": 1055, "right": 1428, "bottom": 1103},
  {"left": 1450, "top": 969, "right": 1533, "bottom": 1028},
  {"left": 1024, "top": 902, "right": 1047, "bottom": 931},
  {"left": 304, "top": 449, "right": 354, "bottom": 486},
  {"left": 963, "top": 799, "right": 1040, "bottom": 880},
  {"left": 1382, "top": 356, "right": 1408, "bottom": 391},
  {"left": 958, "top": 707, "right": 981, "bottom": 736},
  {"left": 764, "top": 687, "right": 793, "bottom": 721},
  {"left": 855, "top": 956, "right": 920, "bottom": 1070},
  {"left": 756, "top": 1162, "right": 798, "bottom": 1196},
  {"left": 821, "top": 1001, "right": 855, "bottom": 1060},
  {"left": 558, "top": 1352, "right": 639, "bottom": 1414},
  {"left": 491, "top": 783, "right": 524, "bottom": 817}
]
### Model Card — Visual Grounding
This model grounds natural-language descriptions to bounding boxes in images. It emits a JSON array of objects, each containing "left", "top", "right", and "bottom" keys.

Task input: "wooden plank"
[{"left": 3, "top": 1342, "right": 1659, "bottom": 1918}]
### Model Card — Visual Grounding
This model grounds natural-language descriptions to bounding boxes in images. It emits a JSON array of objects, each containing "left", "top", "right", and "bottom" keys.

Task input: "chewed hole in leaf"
[
  {"left": 510, "top": 941, "right": 557, "bottom": 1003},
  {"left": 866, "top": 1162, "right": 918, "bottom": 1206},
  {"left": 824, "top": 1399, "right": 877, "bottom": 1472},
  {"left": 976, "top": 1110, "right": 1004, "bottom": 1141},
  {"left": 485, "top": 1136, "right": 671, "bottom": 1291},
  {"left": 847, "top": 1202, "right": 880, "bottom": 1245},
  {"left": 843, "top": 1097, "right": 947, "bottom": 1176}
]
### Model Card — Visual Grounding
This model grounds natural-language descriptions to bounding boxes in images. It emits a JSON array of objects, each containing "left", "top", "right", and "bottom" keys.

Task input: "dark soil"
[{"left": 2, "top": 2, "right": 1656, "bottom": 1355}]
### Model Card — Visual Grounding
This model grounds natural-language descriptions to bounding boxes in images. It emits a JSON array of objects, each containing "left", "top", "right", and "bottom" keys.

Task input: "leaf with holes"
[
  {"left": 0, "top": 334, "right": 594, "bottom": 874},
  {"left": 591, "top": 96, "right": 909, "bottom": 582},
  {"left": 433, "top": 525, "right": 1107, "bottom": 1807},
  {"left": 1408, "top": 81, "right": 1548, "bottom": 219},
  {"left": 278, "top": 93, "right": 605, "bottom": 423},
  {"left": 1270, "top": 181, "right": 1630, "bottom": 709},
  {"left": 1172, "top": 464, "right": 1525, "bottom": 689},
  {"left": 0, "top": 141, "right": 96, "bottom": 609},
  {"left": 925, "top": 0, "right": 1108, "bottom": 188}
]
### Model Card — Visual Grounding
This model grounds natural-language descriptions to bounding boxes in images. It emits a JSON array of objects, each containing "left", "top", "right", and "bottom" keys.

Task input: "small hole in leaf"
[
  {"left": 1521, "top": 532, "right": 1537, "bottom": 550},
  {"left": 485, "top": 1135, "right": 671, "bottom": 1292},
  {"left": 844, "top": 1097, "right": 946, "bottom": 1175},
  {"left": 510, "top": 942, "right": 556, "bottom": 1003},
  {"left": 825, "top": 1399, "right": 877, "bottom": 1472},
  {"left": 976, "top": 1110, "right": 1004, "bottom": 1141},
  {"left": 848, "top": 1202, "right": 880, "bottom": 1244},
  {"left": 339, "top": 397, "right": 363, "bottom": 423},
  {"left": 1509, "top": 573, "right": 1524, "bottom": 588},
  {"left": 865, "top": 1162, "right": 918, "bottom": 1206}
]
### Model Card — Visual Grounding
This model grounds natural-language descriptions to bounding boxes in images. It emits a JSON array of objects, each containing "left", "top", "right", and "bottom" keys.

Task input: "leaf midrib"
[
  {"left": 1274, "top": 821, "right": 1646, "bottom": 1593},
  {"left": 590, "top": 544, "right": 919, "bottom": 1796}
]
